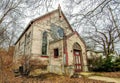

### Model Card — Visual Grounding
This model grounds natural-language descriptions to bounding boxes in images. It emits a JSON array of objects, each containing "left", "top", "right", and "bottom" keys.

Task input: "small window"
[{"left": 54, "top": 48, "right": 59, "bottom": 58}]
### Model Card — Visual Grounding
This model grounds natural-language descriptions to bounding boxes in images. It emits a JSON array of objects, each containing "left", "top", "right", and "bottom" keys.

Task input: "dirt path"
[
  {"left": 88, "top": 76, "right": 120, "bottom": 83},
  {"left": 80, "top": 72, "right": 120, "bottom": 83}
]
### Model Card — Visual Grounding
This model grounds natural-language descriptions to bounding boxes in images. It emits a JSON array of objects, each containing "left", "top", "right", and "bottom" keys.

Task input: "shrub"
[
  {"left": 113, "top": 58, "right": 120, "bottom": 71},
  {"left": 88, "top": 56, "right": 120, "bottom": 72}
]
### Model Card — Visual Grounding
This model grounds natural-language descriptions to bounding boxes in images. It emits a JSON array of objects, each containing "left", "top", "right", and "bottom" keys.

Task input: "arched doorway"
[{"left": 73, "top": 42, "right": 82, "bottom": 72}]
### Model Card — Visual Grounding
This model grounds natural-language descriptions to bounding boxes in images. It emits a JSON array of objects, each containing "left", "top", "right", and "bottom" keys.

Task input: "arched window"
[{"left": 42, "top": 31, "right": 47, "bottom": 55}]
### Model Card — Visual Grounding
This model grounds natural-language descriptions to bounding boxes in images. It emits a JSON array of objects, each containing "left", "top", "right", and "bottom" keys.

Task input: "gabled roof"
[
  {"left": 15, "top": 7, "right": 74, "bottom": 45},
  {"left": 66, "top": 31, "right": 86, "bottom": 47}
]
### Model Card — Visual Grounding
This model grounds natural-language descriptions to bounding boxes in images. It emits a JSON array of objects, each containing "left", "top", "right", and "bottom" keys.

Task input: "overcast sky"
[{"left": 18, "top": 0, "right": 120, "bottom": 54}]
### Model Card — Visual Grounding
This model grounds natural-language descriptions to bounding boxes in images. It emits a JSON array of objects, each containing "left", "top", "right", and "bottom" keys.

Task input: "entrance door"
[{"left": 74, "top": 50, "right": 82, "bottom": 72}]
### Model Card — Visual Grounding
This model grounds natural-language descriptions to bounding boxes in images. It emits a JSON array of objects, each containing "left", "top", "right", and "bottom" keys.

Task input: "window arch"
[
  {"left": 73, "top": 42, "right": 81, "bottom": 50},
  {"left": 42, "top": 31, "right": 47, "bottom": 55}
]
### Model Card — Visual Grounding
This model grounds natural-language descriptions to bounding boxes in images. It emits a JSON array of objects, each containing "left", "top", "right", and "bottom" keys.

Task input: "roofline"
[
  {"left": 14, "top": 8, "right": 74, "bottom": 45},
  {"left": 61, "top": 11, "right": 74, "bottom": 32},
  {"left": 14, "top": 9, "right": 58, "bottom": 45},
  {"left": 14, "top": 21, "right": 33, "bottom": 45},
  {"left": 66, "top": 31, "right": 86, "bottom": 47},
  {"left": 74, "top": 31, "right": 86, "bottom": 47}
]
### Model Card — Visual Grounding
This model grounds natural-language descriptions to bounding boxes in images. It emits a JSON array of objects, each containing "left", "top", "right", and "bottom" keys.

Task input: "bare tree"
[
  {"left": 63, "top": 0, "right": 120, "bottom": 55},
  {"left": 63, "top": 0, "right": 120, "bottom": 35},
  {"left": 0, "top": 0, "right": 54, "bottom": 48},
  {"left": 0, "top": 0, "right": 54, "bottom": 81},
  {"left": 88, "top": 23, "right": 119, "bottom": 57}
]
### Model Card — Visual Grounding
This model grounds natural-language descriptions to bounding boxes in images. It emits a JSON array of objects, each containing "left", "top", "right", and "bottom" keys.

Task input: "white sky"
[{"left": 24, "top": 0, "right": 64, "bottom": 27}]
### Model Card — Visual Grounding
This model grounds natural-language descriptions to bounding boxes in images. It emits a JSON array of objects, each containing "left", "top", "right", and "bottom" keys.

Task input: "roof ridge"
[
  {"left": 14, "top": 7, "right": 74, "bottom": 45},
  {"left": 14, "top": 9, "right": 59, "bottom": 45}
]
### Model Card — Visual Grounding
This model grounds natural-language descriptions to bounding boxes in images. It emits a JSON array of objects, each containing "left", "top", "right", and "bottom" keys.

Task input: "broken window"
[
  {"left": 54, "top": 48, "right": 59, "bottom": 58},
  {"left": 42, "top": 31, "right": 47, "bottom": 55}
]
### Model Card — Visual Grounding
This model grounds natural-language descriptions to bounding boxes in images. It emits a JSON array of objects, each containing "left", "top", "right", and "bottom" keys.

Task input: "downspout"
[
  {"left": 30, "top": 23, "right": 34, "bottom": 58},
  {"left": 63, "top": 31, "right": 68, "bottom": 66},
  {"left": 24, "top": 34, "right": 26, "bottom": 55},
  {"left": 66, "top": 38, "right": 68, "bottom": 65},
  {"left": 47, "top": 33, "right": 51, "bottom": 72},
  {"left": 63, "top": 30, "right": 68, "bottom": 74}
]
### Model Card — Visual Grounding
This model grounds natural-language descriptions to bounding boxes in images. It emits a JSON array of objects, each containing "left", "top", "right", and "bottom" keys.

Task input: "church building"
[{"left": 14, "top": 6, "right": 88, "bottom": 75}]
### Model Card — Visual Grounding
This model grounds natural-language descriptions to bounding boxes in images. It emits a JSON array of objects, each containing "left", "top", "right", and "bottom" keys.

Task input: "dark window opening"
[
  {"left": 19, "top": 66, "right": 23, "bottom": 75},
  {"left": 42, "top": 31, "right": 47, "bottom": 55},
  {"left": 54, "top": 48, "right": 59, "bottom": 58}
]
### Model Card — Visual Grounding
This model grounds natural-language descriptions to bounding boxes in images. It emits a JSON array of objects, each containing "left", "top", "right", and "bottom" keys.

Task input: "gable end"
[{"left": 15, "top": 8, "right": 74, "bottom": 45}]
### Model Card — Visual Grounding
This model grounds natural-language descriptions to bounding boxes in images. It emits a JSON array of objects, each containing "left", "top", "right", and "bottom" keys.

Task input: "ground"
[
  {"left": 89, "top": 76, "right": 120, "bottom": 83},
  {"left": 80, "top": 72, "right": 120, "bottom": 83},
  {"left": 1, "top": 70, "right": 120, "bottom": 83}
]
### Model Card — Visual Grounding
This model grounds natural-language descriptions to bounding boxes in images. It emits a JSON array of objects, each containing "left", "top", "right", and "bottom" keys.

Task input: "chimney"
[{"left": 58, "top": 4, "right": 62, "bottom": 18}]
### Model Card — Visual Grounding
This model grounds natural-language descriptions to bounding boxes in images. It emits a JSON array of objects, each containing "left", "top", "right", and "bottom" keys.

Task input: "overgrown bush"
[{"left": 88, "top": 56, "right": 120, "bottom": 72}]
